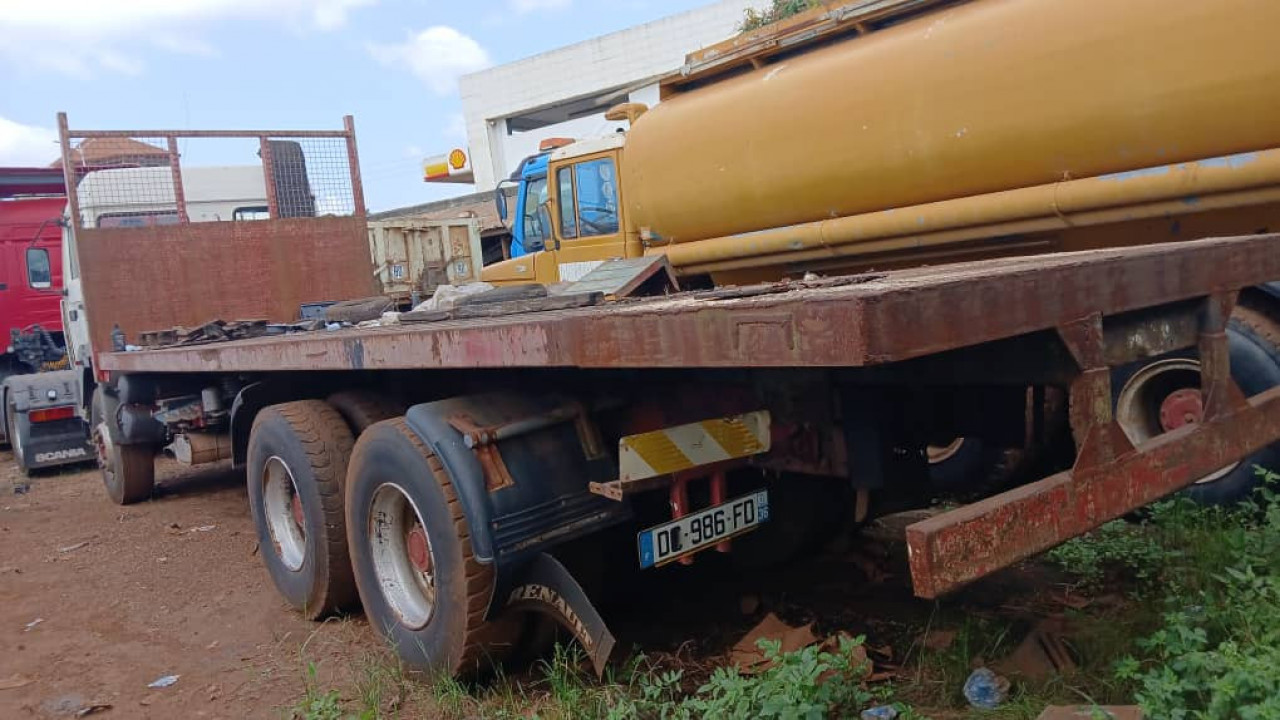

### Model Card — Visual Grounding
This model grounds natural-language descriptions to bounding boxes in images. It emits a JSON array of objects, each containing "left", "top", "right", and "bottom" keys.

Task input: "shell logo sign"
[{"left": 423, "top": 148, "right": 474, "bottom": 184}]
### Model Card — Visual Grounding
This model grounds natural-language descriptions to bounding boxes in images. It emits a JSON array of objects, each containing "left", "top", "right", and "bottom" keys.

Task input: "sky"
[{"left": 0, "top": 0, "right": 721, "bottom": 211}]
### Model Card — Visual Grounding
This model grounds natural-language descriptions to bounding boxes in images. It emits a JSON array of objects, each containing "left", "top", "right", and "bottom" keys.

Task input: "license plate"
[{"left": 637, "top": 490, "right": 769, "bottom": 569}]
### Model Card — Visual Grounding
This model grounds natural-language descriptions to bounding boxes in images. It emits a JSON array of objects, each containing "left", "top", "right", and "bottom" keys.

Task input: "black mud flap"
[{"left": 505, "top": 553, "right": 616, "bottom": 677}]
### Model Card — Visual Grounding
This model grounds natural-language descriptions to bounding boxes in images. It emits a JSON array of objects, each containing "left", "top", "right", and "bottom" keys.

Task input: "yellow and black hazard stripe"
[{"left": 618, "top": 411, "right": 771, "bottom": 481}]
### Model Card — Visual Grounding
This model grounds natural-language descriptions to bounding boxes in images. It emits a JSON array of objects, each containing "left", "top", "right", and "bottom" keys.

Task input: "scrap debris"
[
  {"left": 138, "top": 319, "right": 268, "bottom": 348},
  {"left": 124, "top": 257, "right": 690, "bottom": 350},
  {"left": 729, "top": 612, "right": 820, "bottom": 672},
  {"left": 1002, "top": 617, "right": 1078, "bottom": 679},
  {"left": 963, "top": 667, "right": 1011, "bottom": 709},
  {"left": 147, "top": 674, "right": 180, "bottom": 689}
]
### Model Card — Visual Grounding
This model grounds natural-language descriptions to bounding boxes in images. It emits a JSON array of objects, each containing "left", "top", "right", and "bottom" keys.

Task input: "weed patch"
[
  {"left": 1112, "top": 469, "right": 1280, "bottom": 718},
  {"left": 284, "top": 469, "right": 1280, "bottom": 719}
]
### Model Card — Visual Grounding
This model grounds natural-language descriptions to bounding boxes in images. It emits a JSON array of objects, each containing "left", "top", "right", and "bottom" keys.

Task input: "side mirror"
[
  {"left": 494, "top": 180, "right": 514, "bottom": 223},
  {"left": 495, "top": 189, "right": 508, "bottom": 222}
]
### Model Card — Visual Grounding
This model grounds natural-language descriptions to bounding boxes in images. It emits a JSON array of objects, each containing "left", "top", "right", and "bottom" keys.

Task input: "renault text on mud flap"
[
  {"left": 507, "top": 583, "right": 594, "bottom": 653},
  {"left": 35, "top": 447, "right": 88, "bottom": 463}
]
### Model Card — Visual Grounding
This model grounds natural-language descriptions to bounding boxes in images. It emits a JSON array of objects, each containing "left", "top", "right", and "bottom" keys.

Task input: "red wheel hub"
[
  {"left": 291, "top": 494, "right": 304, "bottom": 529},
  {"left": 1159, "top": 387, "right": 1204, "bottom": 431},
  {"left": 406, "top": 525, "right": 432, "bottom": 573}
]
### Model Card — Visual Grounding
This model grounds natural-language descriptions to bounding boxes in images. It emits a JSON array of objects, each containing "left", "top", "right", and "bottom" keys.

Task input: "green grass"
[
  {"left": 288, "top": 467, "right": 1280, "bottom": 719},
  {"left": 289, "top": 661, "right": 344, "bottom": 720},
  {"left": 737, "top": 0, "right": 825, "bottom": 32}
]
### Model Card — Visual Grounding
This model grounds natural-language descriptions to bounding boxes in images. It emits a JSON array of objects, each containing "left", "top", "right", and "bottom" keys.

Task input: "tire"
[
  {"left": 0, "top": 374, "right": 12, "bottom": 450},
  {"left": 928, "top": 437, "right": 1038, "bottom": 501},
  {"left": 927, "top": 437, "right": 989, "bottom": 490},
  {"left": 246, "top": 400, "right": 358, "bottom": 620},
  {"left": 346, "top": 418, "right": 520, "bottom": 677},
  {"left": 1111, "top": 308, "right": 1280, "bottom": 506},
  {"left": 6, "top": 392, "right": 29, "bottom": 476},
  {"left": 326, "top": 391, "right": 407, "bottom": 434},
  {"left": 92, "top": 387, "right": 155, "bottom": 504}
]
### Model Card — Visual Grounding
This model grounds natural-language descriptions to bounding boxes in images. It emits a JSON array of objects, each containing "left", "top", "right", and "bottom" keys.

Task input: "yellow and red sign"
[{"left": 423, "top": 148, "right": 474, "bottom": 184}]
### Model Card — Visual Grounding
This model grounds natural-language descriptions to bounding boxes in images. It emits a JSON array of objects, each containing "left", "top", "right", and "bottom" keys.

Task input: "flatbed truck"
[
  {"left": 59, "top": 0, "right": 1280, "bottom": 679},
  {"left": 77, "top": 204, "right": 1280, "bottom": 675}
]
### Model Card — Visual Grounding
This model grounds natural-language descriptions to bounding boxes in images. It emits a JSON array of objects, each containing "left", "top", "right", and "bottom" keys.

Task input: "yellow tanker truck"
[
  {"left": 485, "top": 0, "right": 1280, "bottom": 287},
  {"left": 484, "top": 0, "right": 1280, "bottom": 502}
]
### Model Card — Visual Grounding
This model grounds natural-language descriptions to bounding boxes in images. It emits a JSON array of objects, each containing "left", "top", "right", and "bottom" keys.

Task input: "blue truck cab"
[{"left": 499, "top": 152, "right": 550, "bottom": 259}]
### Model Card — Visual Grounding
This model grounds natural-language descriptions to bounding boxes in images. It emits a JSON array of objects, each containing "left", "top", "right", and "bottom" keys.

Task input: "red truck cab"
[
  {"left": 0, "top": 167, "right": 91, "bottom": 475},
  {"left": 1, "top": 195, "right": 67, "bottom": 362}
]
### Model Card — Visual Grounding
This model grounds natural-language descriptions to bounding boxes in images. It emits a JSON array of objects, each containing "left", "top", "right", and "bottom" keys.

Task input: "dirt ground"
[
  {"left": 0, "top": 450, "right": 1079, "bottom": 719},
  {"left": 0, "top": 453, "right": 384, "bottom": 719}
]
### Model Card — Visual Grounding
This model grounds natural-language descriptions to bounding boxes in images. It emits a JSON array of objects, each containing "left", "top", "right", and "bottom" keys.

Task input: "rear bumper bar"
[{"left": 907, "top": 292, "right": 1268, "bottom": 598}]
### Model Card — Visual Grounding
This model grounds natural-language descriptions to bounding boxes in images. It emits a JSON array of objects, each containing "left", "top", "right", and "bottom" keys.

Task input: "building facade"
[{"left": 458, "top": 0, "right": 766, "bottom": 189}]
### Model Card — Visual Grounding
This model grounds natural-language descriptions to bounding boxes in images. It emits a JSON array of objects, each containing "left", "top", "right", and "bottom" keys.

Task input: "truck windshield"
[
  {"left": 574, "top": 158, "right": 618, "bottom": 236},
  {"left": 520, "top": 177, "right": 548, "bottom": 252}
]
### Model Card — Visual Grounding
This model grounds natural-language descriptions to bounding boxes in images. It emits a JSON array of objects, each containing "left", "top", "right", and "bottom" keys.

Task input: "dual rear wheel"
[{"left": 246, "top": 394, "right": 516, "bottom": 676}]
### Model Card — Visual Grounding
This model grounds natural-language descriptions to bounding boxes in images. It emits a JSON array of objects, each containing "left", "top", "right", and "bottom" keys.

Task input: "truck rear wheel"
[
  {"left": 6, "top": 392, "right": 29, "bottom": 476},
  {"left": 247, "top": 400, "right": 358, "bottom": 619},
  {"left": 92, "top": 387, "right": 155, "bottom": 504},
  {"left": 345, "top": 418, "right": 519, "bottom": 677},
  {"left": 1113, "top": 306, "right": 1280, "bottom": 506},
  {"left": 927, "top": 437, "right": 987, "bottom": 490}
]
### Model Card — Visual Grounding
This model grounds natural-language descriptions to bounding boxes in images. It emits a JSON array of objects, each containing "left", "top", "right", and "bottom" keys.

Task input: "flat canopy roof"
[{"left": 100, "top": 235, "right": 1280, "bottom": 374}]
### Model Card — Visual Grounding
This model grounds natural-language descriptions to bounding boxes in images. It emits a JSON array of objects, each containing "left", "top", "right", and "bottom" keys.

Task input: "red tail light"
[{"left": 29, "top": 406, "right": 75, "bottom": 423}]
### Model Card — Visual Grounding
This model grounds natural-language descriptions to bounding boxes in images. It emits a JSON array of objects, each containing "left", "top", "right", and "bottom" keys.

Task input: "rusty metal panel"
[
  {"left": 905, "top": 383, "right": 1280, "bottom": 599},
  {"left": 368, "top": 218, "right": 483, "bottom": 296},
  {"left": 99, "top": 235, "right": 1280, "bottom": 374},
  {"left": 78, "top": 217, "right": 377, "bottom": 360}
]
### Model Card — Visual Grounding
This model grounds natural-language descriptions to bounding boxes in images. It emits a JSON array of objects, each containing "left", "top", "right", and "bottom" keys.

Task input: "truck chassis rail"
[
  {"left": 101, "top": 235, "right": 1280, "bottom": 373},
  {"left": 99, "top": 234, "right": 1280, "bottom": 597}
]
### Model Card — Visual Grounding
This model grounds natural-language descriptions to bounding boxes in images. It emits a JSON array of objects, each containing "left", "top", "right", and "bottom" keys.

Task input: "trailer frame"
[{"left": 97, "top": 234, "right": 1280, "bottom": 599}]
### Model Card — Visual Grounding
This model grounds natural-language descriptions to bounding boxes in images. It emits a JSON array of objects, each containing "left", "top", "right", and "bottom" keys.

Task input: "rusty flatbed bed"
[{"left": 101, "top": 235, "right": 1280, "bottom": 374}]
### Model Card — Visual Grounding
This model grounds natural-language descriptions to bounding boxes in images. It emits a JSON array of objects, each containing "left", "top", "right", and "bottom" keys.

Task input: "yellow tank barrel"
[
  {"left": 623, "top": 0, "right": 1280, "bottom": 257},
  {"left": 655, "top": 149, "right": 1280, "bottom": 274}
]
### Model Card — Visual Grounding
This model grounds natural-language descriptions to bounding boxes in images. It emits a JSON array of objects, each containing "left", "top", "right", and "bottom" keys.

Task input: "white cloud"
[
  {"left": 368, "top": 27, "right": 490, "bottom": 96},
  {"left": 0, "top": 0, "right": 375, "bottom": 75},
  {"left": 444, "top": 113, "right": 467, "bottom": 142},
  {"left": 404, "top": 145, "right": 423, "bottom": 158},
  {"left": 509, "top": 0, "right": 571, "bottom": 13},
  {"left": 0, "top": 116, "right": 61, "bottom": 167}
]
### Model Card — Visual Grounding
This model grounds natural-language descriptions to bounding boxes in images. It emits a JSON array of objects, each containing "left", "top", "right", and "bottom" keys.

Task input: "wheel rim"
[
  {"left": 263, "top": 456, "right": 307, "bottom": 571},
  {"left": 93, "top": 417, "right": 116, "bottom": 487},
  {"left": 369, "top": 483, "right": 436, "bottom": 630},
  {"left": 928, "top": 437, "right": 967, "bottom": 464},
  {"left": 1115, "top": 358, "right": 1236, "bottom": 484}
]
